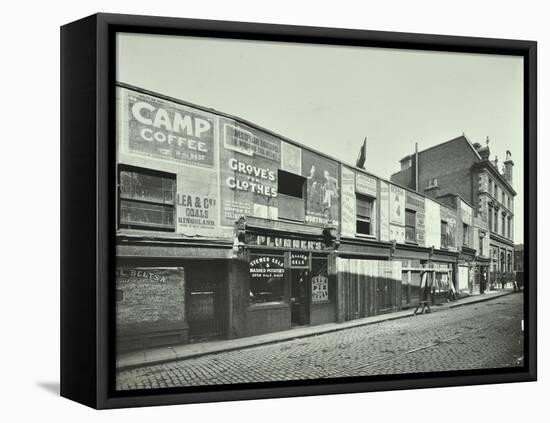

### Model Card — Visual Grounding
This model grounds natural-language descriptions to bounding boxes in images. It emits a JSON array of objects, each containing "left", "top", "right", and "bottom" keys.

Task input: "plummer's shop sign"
[{"left": 246, "top": 234, "right": 323, "bottom": 250}]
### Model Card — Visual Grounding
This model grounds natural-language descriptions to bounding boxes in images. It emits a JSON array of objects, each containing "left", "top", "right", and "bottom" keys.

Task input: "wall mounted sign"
[
  {"left": 311, "top": 275, "right": 329, "bottom": 302},
  {"left": 249, "top": 255, "right": 285, "bottom": 279},
  {"left": 246, "top": 233, "right": 323, "bottom": 250},
  {"left": 124, "top": 89, "right": 215, "bottom": 167},
  {"left": 290, "top": 252, "right": 309, "bottom": 268}
]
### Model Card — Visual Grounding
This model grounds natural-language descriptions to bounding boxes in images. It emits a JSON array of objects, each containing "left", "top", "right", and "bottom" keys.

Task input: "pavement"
[{"left": 117, "top": 288, "right": 516, "bottom": 371}]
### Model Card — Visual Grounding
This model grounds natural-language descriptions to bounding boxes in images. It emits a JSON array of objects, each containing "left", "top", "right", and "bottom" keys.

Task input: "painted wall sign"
[
  {"left": 220, "top": 118, "right": 280, "bottom": 226},
  {"left": 176, "top": 169, "right": 220, "bottom": 236},
  {"left": 281, "top": 141, "right": 302, "bottom": 175},
  {"left": 356, "top": 173, "right": 377, "bottom": 197},
  {"left": 302, "top": 150, "right": 340, "bottom": 227},
  {"left": 290, "top": 252, "right": 309, "bottom": 268},
  {"left": 249, "top": 256, "right": 285, "bottom": 279},
  {"left": 389, "top": 184, "right": 405, "bottom": 225},
  {"left": 340, "top": 166, "right": 356, "bottom": 237},
  {"left": 389, "top": 224, "right": 405, "bottom": 244},
  {"left": 441, "top": 205, "right": 458, "bottom": 251},
  {"left": 116, "top": 267, "right": 186, "bottom": 331},
  {"left": 246, "top": 233, "right": 323, "bottom": 250},
  {"left": 460, "top": 200, "right": 473, "bottom": 225},
  {"left": 379, "top": 181, "right": 390, "bottom": 241},
  {"left": 223, "top": 123, "right": 280, "bottom": 162},
  {"left": 424, "top": 198, "right": 441, "bottom": 249},
  {"left": 406, "top": 191, "right": 425, "bottom": 246},
  {"left": 124, "top": 89, "right": 215, "bottom": 167},
  {"left": 311, "top": 275, "right": 329, "bottom": 302}
]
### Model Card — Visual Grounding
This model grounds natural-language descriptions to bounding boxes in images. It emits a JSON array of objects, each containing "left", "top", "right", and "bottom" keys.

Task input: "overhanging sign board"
[{"left": 122, "top": 88, "right": 215, "bottom": 168}]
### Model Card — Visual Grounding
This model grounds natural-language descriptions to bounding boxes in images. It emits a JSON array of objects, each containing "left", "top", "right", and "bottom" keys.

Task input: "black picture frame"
[{"left": 60, "top": 12, "right": 537, "bottom": 409}]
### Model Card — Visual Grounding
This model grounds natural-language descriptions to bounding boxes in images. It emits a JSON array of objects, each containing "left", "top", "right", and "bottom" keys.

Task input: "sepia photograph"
[{"left": 114, "top": 32, "right": 526, "bottom": 391}]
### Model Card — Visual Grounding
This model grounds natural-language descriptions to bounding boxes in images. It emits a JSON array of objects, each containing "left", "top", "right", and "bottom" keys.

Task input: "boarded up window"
[{"left": 119, "top": 167, "right": 176, "bottom": 230}]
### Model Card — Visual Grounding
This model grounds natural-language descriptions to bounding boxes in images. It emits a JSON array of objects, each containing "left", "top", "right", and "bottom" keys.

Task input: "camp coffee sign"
[{"left": 126, "top": 91, "right": 215, "bottom": 167}]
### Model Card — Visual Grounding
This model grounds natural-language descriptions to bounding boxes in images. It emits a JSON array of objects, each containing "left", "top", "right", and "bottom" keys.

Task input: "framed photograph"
[{"left": 60, "top": 13, "right": 537, "bottom": 409}]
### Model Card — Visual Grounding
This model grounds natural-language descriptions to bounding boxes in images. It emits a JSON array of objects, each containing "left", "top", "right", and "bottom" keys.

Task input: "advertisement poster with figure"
[
  {"left": 380, "top": 181, "right": 390, "bottom": 241},
  {"left": 219, "top": 118, "right": 280, "bottom": 226},
  {"left": 121, "top": 87, "right": 215, "bottom": 168},
  {"left": 389, "top": 184, "right": 405, "bottom": 225},
  {"left": 302, "top": 150, "right": 340, "bottom": 227}
]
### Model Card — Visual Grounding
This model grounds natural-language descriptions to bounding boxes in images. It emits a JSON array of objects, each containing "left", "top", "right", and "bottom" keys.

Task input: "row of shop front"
[{"left": 115, "top": 219, "right": 490, "bottom": 352}]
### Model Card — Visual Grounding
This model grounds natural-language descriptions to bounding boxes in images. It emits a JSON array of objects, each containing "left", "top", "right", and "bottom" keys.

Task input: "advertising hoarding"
[
  {"left": 302, "top": 150, "right": 340, "bottom": 227},
  {"left": 340, "top": 166, "right": 356, "bottom": 237},
  {"left": 219, "top": 118, "right": 280, "bottom": 226},
  {"left": 122, "top": 88, "right": 215, "bottom": 168}
]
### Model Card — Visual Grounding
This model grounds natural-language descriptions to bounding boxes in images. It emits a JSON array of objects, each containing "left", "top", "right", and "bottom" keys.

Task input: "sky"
[{"left": 117, "top": 33, "right": 524, "bottom": 243}]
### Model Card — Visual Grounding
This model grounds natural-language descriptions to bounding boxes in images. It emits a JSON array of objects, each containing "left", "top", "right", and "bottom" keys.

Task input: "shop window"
[
  {"left": 405, "top": 209, "right": 416, "bottom": 243},
  {"left": 277, "top": 170, "right": 305, "bottom": 222},
  {"left": 356, "top": 194, "right": 375, "bottom": 236},
  {"left": 249, "top": 254, "right": 286, "bottom": 306},
  {"left": 462, "top": 223, "right": 469, "bottom": 246},
  {"left": 440, "top": 221, "right": 448, "bottom": 248},
  {"left": 118, "top": 166, "right": 176, "bottom": 231}
]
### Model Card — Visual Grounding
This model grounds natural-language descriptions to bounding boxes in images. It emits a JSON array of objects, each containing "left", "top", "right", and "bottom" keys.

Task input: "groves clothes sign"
[
  {"left": 116, "top": 267, "right": 186, "bottom": 331},
  {"left": 303, "top": 150, "right": 340, "bottom": 227},
  {"left": 121, "top": 88, "right": 215, "bottom": 167},
  {"left": 220, "top": 118, "right": 280, "bottom": 226}
]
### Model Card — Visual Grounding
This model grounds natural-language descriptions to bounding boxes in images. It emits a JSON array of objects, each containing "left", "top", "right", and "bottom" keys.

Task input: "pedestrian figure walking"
[{"left": 414, "top": 272, "right": 431, "bottom": 315}]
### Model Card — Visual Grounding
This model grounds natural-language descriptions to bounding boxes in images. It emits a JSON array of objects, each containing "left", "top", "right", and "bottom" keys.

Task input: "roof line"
[{"left": 117, "top": 82, "right": 463, "bottom": 214}]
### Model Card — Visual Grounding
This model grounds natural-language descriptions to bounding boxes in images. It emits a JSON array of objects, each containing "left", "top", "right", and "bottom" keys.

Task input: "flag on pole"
[{"left": 356, "top": 137, "right": 367, "bottom": 169}]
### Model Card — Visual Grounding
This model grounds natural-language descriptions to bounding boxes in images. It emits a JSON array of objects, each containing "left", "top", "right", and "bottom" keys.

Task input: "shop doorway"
[
  {"left": 186, "top": 264, "right": 227, "bottom": 342},
  {"left": 291, "top": 269, "right": 310, "bottom": 326}
]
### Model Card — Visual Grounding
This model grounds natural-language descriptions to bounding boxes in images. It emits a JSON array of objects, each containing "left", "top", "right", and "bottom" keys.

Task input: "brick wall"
[{"left": 116, "top": 267, "right": 186, "bottom": 332}]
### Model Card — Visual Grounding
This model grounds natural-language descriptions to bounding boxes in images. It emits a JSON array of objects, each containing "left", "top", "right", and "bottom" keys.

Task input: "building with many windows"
[
  {"left": 115, "top": 84, "right": 490, "bottom": 351},
  {"left": 390, "top": 135, "right": 516, "bottom": 291}
]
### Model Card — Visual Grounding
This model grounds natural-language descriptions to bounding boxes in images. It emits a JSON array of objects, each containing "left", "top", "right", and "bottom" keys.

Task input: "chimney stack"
[{"left": 503, "top": 150, "right": 514, "bottom": 185}]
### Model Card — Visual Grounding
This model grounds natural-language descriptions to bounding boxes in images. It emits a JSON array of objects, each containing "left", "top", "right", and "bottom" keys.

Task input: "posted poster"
[
  {"left": 122, "top": 88, "right": 215, "bottom": 167},
  {"left": 281, "top": 141, "right": 302, "bottom": 175},
  {"left": 424, "top": 198, "right": 441, "bottom": 249},
  {"left": 379, "top": 181, "right": 390, "bottom": 241},
  {"left": 220, "top": 118, "right": 280, "bottom": 226},
  {"left": 302, "top": 150, "right": 340, "bottom": 227},
  {"left": 340, "top": 167, "right": 356, "bottom": 237},
  {"left": 389, "top": 224, "right": 405, "bottom": 244},
  {"left": 356, "top": 173, "right": 377, "bottom": 197},
  {"left": 176, "top": 169, "right": 221, "bottom": 236},
  {"left": 389, "top": 184, "right": 405, "bottom": 225},
  {"left": 406, "top": 191, "right": 425, "bottom": 246}
]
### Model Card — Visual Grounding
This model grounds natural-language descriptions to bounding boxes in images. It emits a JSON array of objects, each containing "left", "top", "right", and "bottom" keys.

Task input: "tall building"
[{"left": 390, "top": 135, "right": 516, "bottom": 289}]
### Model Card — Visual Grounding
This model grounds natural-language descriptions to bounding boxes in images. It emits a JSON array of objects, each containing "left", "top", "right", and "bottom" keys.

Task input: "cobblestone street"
[{"left": 116, "top": 293, "right": 524, "bottom": 390}]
